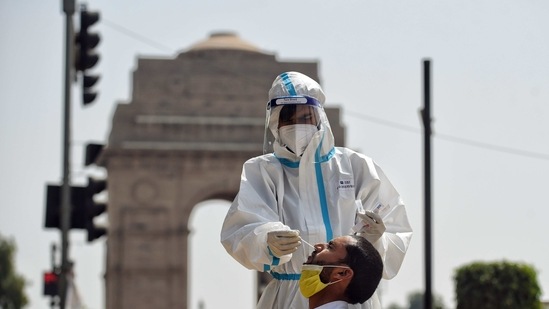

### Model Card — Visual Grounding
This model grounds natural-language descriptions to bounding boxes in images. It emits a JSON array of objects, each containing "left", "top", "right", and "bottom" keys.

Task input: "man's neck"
[
  {"left": 309, "top": 293, "right": 342, "bottom": 309},
  {"left": 310, "top": 300, "right": 348, "bottom": 309}
]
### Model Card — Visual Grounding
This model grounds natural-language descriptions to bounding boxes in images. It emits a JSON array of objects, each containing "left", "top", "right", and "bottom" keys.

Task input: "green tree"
[
  {"left": 0, "top": 233, "right": 28, "bottom": 309},
  {"left": 454, "top": 260, "right": 541, "bottom": 309}
]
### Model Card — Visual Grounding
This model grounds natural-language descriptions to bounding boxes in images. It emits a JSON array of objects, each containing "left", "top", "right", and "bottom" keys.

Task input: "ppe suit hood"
[
  {"left": 265, "top": 72, "right": 335, "bottom": 162},
  {"left": 268, "top": 72, "right": 326, "bottom": 104}
]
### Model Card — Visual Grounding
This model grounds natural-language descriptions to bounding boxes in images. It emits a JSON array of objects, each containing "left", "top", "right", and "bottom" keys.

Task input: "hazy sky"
[{"left": 1, "top": 1, "right": 548, "bottom": 308}]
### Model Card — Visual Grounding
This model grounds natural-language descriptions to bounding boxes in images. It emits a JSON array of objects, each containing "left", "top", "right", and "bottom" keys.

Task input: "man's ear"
[{"left": 333, "top": 268, "right": 353, "bottom": 281}]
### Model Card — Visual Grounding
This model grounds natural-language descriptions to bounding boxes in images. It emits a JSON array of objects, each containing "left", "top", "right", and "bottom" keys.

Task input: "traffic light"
[
  {"left": 43, "top": 270, "right": 60, "bottom": 296},
  {"left": 84, "top": 142, "right": 104, "bottom": 166},
  {"left": 85, "top": 177, "right": 107, "bottom": 242},
  {"left": 43, "top": 178, "right": 107, "bottom": 242},
  {"left": 75, "top": 5, "right": 100, "bottom": 105},
  {"left": 44, "top": 184, "right": 87, "bottom": 229}
]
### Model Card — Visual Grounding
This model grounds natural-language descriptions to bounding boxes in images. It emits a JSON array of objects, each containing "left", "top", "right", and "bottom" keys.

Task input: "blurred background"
[{"left": 1, "top": 1, "right": 548, "bottom": 308}]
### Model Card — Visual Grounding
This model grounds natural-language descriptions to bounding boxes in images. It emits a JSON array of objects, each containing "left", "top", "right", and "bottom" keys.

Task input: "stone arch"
[
  {"left": 187, "top": 198, "right": 254, "bottom": 309},
  {"left": 180, "top": 177, "right": 240, "bottom": 223}
]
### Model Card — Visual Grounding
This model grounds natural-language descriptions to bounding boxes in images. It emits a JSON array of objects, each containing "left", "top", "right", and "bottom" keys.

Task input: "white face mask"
[{"left": 278, "top": 124, "right": 318, "bottom": 157}]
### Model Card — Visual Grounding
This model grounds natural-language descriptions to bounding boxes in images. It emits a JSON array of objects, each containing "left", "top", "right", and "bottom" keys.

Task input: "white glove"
[
  {"left": 355, "top": 211, "right": 386, "bottom": 244},
  {"left": 267, "top": 230, "right": 301, "bottom": 257}
]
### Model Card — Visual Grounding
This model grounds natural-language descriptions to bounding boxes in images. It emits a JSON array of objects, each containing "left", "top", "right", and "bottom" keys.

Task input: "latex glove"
[
  {"left": 267, "top": 230, "right": 301, "bottom": 257},
  {"left": 355, "top": 211, "right": 386, "bottom": 244}
]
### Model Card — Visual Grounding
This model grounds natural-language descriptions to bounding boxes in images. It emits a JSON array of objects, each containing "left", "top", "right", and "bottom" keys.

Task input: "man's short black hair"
[{"left": 341, "top": 235, "right": 383, "bottom": 304}]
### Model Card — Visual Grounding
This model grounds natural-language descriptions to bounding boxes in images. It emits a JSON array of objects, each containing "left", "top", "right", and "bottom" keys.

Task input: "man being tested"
[
  {"left": 221, "top": 71, "right": 412, "bottom": 309},
  {"left": 300, "top": 235, "right": 383, "bottom": 309}
]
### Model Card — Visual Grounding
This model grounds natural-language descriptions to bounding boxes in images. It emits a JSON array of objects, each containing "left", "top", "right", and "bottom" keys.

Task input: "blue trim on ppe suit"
[
  {"left": 271, "top": 271, "right": 301, "bottom": 281},
  {"left": 275, "top": 136, "right": 336, "bottom": 242},
  {"left": 280, "top": 72, "right": 297, "bottom": 95}
]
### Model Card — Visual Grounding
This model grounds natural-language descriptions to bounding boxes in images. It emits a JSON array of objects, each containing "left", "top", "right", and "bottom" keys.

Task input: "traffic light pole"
[
  {"left": 50, "top": 243, "right": 58, "bottom": 309},
  {"left": 60, "top": 0, "right": 75, "bottom": 308}
]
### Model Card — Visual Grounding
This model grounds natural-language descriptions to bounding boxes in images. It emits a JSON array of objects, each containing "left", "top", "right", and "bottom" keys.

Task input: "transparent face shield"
[{"left": 263, "top": 96, "right": 331, "bottom": 159}]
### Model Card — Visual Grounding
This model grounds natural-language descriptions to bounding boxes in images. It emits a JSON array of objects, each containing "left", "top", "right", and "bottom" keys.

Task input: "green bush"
[
  {"left": 454, "top": 261, "right": 541, "bottom": 309},
  {"left": 0, "top": 234, "right": 28, "bottom": 309}
]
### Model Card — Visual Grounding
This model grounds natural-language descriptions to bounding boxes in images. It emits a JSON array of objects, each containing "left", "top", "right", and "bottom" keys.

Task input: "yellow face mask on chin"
[{"left": 299, "top": 264, "right": 349, "bottom": 298}]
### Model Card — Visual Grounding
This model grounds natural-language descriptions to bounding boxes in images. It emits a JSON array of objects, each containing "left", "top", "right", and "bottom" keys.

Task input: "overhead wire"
[
  {"left": 103, "top": 19, "right": 173, "bottom": 53},
  {"left": 345, "top": 109, "right": 549, "bottom": 161},
  {"left": 435, "top": 133, "right": 549, "bottom": 161},
  {"left": 103, "top": 19, "right": 549, "bottom": 162},
  {"left": 103, "top": 18, "right": 270, "bottom": 87}
]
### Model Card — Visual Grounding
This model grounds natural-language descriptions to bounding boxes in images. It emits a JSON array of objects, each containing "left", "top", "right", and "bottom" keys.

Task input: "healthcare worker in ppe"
[{"left": 221, "top": 71, "right": 412, "bottom": 309}]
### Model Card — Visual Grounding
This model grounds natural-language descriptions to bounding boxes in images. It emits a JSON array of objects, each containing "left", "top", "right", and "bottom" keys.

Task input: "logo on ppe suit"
[{"left": 337, "top": 179, "right": 354, "bottom": 191}]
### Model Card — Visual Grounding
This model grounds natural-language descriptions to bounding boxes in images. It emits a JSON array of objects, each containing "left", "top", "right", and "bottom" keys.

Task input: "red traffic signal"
[{"left": 43, "top": 271, "right": 59, "bottom": 296}]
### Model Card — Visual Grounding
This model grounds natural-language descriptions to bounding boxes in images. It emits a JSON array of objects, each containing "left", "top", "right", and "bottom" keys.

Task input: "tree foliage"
[
  {"left": 0, "top": 234, "right": 28, "bottom": 309},
  {"left": 454, "top": 260, "right": 541, "bottom": 309}
]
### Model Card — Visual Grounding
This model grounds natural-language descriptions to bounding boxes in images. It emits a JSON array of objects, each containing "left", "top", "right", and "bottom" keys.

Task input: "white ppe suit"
[{"left": 221, "top": 72, "right": 413, "bottom": 309}]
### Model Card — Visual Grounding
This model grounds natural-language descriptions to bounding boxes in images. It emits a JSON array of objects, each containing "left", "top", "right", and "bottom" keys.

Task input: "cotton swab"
[{"left": 300, "top": 236, "right": 315, "bottom": 249}]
